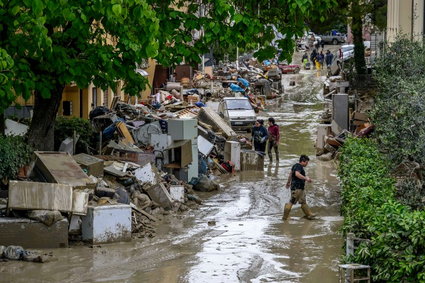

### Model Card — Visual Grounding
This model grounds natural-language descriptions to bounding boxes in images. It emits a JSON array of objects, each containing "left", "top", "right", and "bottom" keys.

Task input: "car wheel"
[{"left": 332, "top": 39, "right": 338, "bottom": 45}]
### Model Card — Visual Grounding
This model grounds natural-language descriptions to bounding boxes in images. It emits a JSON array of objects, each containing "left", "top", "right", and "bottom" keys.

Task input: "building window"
[
  {"left": 92, "top": 87, "right": 97, "bottom": 108},
  {"left": 63, "top": 101, "right": 72, "bottom": 116},
  {"left": 103, "top": 89, "right": 109, "bottom": 107}
]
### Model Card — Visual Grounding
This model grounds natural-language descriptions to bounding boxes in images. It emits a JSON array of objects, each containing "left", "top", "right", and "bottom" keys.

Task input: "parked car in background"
[
  {"left": 218, "top": 97, "right": 256, "bottom": 131},
  {"left": 338, "top": 44, "right": 354, "bottom": 61},
  {"left": 338, "top": 41, "right": 371, "bottom": 61},
  {"left": 308, "top": 32, "right": 322, "bottom": 44},
  {"left": 278, "top": 64, "right": 301, "bottom": 74},
  {"left": 318, "top": 32, "right": 346, "bottom": 45}
]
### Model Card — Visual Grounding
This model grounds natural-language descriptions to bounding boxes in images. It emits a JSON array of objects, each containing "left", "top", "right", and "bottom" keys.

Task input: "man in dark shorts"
[{"left": 283, "top": 155, "right": 316, "bottom": 220}]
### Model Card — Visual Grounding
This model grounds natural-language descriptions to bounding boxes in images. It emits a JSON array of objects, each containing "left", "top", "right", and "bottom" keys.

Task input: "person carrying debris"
[
  {"left": 267, "top": 117, "right": 280, "bottom": 162},
  {"left": 283, "top": 155, "right": 316, "bottom": 220},
  {"left": 252, "top": 119, "right": 268, "bottom": 155},
  {"left": 325, "top": 50, "right": 334, "bottom": 68}
]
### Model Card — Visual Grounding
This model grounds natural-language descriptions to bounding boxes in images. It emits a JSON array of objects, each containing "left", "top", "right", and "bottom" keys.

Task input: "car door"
[{"left": 218, "top": 102, "right": 229, "bottom": 122}]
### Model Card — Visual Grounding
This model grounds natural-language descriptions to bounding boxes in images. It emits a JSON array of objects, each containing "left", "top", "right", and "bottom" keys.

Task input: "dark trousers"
[
  {"left": 254, "top": 142, "right": 266, "bottom": 155},
  {"left": 267, "top": 141, "right": 279, "bottom": 160}
]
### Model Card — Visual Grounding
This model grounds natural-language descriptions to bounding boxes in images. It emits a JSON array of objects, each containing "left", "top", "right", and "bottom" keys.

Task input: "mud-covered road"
[{"left": 0, "top": 64, "right": 342, "bottom": 283}]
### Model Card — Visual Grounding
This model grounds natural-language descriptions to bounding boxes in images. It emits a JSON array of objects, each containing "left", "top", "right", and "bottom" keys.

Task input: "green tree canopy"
[{"left": 0, "top": 0, "right": 336, "bottom": 149}]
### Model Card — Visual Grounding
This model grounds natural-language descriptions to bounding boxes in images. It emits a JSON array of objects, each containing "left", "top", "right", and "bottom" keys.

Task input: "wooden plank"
[
  {"left": 198, "top": 107, "right": 237, "bottom": 138},
  {"left": 130, "top": 203, "right": 158, "bottom": 222},
  {"left": 116, "top": 121, "right": 135, "bottom": 144}
]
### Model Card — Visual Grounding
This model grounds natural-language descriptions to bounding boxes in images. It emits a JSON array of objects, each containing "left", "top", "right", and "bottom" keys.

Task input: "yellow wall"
[
  {"left": 58, "top": 85, "right": 80, "bottom": 117},
  {"left": 10, "top": 61, "right": 155, "bottom": 119},
  {"left": 14, "top": 95, "right": 34, "bottom": 106},
  {"left": 141, "top": 58, "right": 156, "bottom": 100}
]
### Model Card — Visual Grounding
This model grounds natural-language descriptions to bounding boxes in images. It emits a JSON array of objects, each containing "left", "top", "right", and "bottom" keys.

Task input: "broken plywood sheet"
[
  {"left": 8, "top": 180, "right": 73, "bottom": 212},
  {"left": 198, "top": 107, "right": 236, "bottom": 138},
  {"left": 116, "top": 121, "right": 135, "bottom": 144},
  {"left": 34, "top": 151, "right": 92, "bottom": 187}
]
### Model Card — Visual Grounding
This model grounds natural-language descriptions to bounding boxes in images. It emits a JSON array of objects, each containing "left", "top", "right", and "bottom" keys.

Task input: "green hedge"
[
  {"left": 0, "top": 135, "right": 33, "bottom": 181},
  {"left": 339, "top": 138, "right": 425, "bottom": 282}
]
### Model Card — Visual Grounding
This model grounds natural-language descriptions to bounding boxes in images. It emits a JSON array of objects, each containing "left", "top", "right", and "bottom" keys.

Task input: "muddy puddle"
[{"left": 0, "top": 65, "right": 342, "bottom": 283}]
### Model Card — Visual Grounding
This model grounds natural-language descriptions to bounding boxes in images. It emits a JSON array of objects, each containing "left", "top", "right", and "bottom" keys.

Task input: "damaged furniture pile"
[
  {"left": 0, "top": 56, "right": 283, "bottom": 255},
  {"left": 0, "top": 93, "right": 267, "bottom": 254},
  {"left": 315, "top": 76, "right": 375, "bottom": 161},
  {"left": 153, "top": 60, "right": 284, "bottom": 115}
]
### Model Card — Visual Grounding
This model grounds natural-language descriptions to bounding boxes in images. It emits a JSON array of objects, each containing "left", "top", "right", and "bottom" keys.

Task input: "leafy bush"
[
  {"left": 372, "top": 37, "right": 425, "bottom": 166},
  {"left": 54, "top": 117, "right": 94, "bottom": 153},
  {"left": 0, "top": 135, "right": 33, "bottom": 181},
  {"left": 396, "top": 179, "right": 425, "bottom": 211},
  {"left": 339, "top": 138, "right": 425, "bottom": 282}
]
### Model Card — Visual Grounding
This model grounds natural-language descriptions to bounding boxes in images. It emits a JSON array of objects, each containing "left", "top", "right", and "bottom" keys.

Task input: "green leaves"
[
  {"left": 112, "top": 4, "right": 122, "bottom": 16},
  {"left": 0, "top": 135, "right": 33, "bottom": 181},
  {"left": 339, "top": 138, "right": 425, "bottom": 281}
]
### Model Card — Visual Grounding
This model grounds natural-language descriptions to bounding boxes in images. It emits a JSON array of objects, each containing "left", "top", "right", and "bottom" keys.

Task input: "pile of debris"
[
  {"left": 0, "top": 96, "right": 253, "bottom": 250},
  {"left": 1, "top": 55, "right": 286, "bottom": 250},
  {"left": 316, "top": 76, "right": 375, "bottom": 161}
]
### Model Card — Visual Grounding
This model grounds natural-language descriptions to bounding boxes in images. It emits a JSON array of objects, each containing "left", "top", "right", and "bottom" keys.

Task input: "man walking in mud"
[{"left": 283, "top": 155, "right": 316, "bottom": 220}]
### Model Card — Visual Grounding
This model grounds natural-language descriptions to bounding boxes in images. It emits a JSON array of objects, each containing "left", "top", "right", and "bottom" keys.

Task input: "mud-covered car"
[{"left": 278, "top": 64, "right": 301, "bottom": 74}]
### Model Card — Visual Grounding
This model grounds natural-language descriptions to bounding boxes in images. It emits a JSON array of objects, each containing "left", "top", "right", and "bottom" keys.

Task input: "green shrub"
[
  {"left": 372, "top": 37, "right": 425, "bottom": 167},
  {"left": 0, "top": 135, "right": 33, "bottom": 181},
  {"left": 54, "top": 117, "right": 94, "bottom": 153},
  {"left": 339, "top": 138, "right": 425, "bottom": 282}
]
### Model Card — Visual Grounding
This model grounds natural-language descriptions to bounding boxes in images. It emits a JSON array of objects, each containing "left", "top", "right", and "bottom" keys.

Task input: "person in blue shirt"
[
  {"left": 251, "top": 119, "right": 268, "bottom": 154},
  {"left": 325, "top": 50, "right": 334, "bottom": 68}
]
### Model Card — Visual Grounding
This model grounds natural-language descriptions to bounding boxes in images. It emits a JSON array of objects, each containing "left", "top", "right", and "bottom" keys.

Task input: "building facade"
[{"left": 387, "top": 0, "right": 425, "bottom": 42}]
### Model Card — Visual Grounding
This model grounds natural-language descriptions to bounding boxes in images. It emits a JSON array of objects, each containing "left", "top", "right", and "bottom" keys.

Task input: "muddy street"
[{"left": 0, "top": 67, "right": 342, "bottom": 283}]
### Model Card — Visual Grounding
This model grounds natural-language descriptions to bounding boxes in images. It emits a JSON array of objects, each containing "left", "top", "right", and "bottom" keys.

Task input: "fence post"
[{"left": 346, "top": 232, "right": 355, "bottom": 256}]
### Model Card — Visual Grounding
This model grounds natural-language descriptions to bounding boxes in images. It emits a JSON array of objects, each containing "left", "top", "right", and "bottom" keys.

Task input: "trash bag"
[
  {"left": 89, "top": 106, "right": 110, "bottom": 120},
  {"left": 2, "top": 245, "right": 44, "bottom": 262},
  {"left": 27, "top": 210, "right": 64, "bottom": 226},
  {"left": 3, "top": 246, "right": 25, "bottom": 260},
  {"left": 193, "top": 175, "right": 219, "bottom": 192},
  {"left": 115, "top": 187, "right": 130, "bottom": 204}
]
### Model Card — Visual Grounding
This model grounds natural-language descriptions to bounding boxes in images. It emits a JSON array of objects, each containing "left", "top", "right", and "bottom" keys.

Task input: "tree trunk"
[
  {"left": 0, "top": 113, "right": 4, "bottom": 135},
  {"left": 27, "top": 84, "right": 65, "bottom": 151},
  {"left": 352, "top": 5, "right": 367, "bottom": 75}
]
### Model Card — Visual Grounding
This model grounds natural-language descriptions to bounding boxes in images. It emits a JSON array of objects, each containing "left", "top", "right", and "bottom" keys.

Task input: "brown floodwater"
[{"left": 0, "top": 65, "right": 342, "bottom": 283}]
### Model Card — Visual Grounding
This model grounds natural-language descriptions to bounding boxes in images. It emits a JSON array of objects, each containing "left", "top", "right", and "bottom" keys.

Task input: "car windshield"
[
  {"left": 226, "top": 99, "right": 252, "bottom": 110},
  {"left": 342, "top": 46, "right": 354, "bottom": 52}
]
